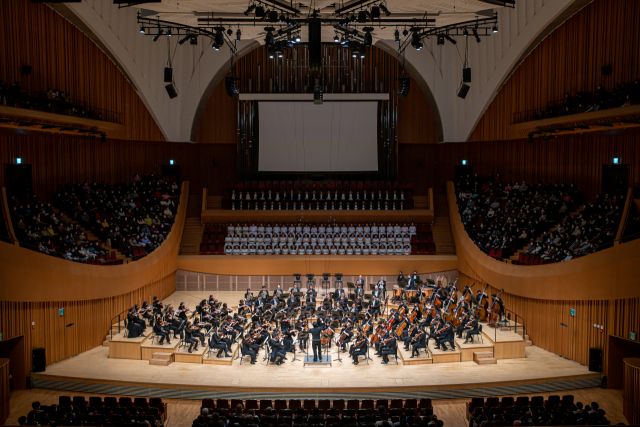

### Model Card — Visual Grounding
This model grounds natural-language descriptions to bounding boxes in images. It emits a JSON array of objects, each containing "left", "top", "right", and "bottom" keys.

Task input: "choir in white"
[{"left": 222, "top": 222, "right": 417, "bottom": 255}]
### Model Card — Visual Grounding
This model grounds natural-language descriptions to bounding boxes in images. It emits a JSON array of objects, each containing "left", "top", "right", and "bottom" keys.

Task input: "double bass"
[
  {"left": 474, "top": 285, "right": 490, "bottom": 321},
  {"left": 487, "top": 289, "right": 504, "bottom": 327}
]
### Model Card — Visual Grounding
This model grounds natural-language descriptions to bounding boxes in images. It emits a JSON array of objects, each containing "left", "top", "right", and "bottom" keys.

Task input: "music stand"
[
  {"left": 322, "top": 273, "right": 331, "bottom": 293},
  {"left": 293, "top": 273, "right": 302, "bottom": 289}
]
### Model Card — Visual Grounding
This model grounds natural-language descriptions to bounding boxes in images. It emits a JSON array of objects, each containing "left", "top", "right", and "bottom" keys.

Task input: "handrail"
[
  {"left": 493, "top": 308, "right": 526, "bottom": 343},
  {"left": 109, "top": 309, "right": 130, "bottom": 340},
  {"left": 616, "top": 187, "right": 634, "bottom": 244}
]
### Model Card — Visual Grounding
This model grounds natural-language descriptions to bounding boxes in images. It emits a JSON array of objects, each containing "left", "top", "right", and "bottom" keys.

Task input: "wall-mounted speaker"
[
  {"left": 164, "top": 67, "right": 173, "bottom": 83},
  {"left": 397, "top": 77, "right": 410, "bottom": 99},
  {"left": 165, "top": 83, "right": 178, "bottom": 99},
  {"left": 225, "top": 76, "right": 239, "bottom": 98},
  {"left": 457, "top": 84, "right": 470, "bottom": 99},
  {"left": 462, "top": 67, "right": 472, "bottom": 83}
]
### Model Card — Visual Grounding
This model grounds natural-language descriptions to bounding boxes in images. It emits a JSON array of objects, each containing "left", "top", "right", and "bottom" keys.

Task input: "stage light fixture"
[
  {"left": 139, "top": 25, "right": 145, "bottom": 34},
  {"left": 350, "top": 14, "right": 356, "bottom": 22},
  {"left": 152, "top": 29, "right": 164, "bottom": 42},
  {"left": 410, "top": 32, "right": 421, "bottom": 49},
  {"left": 437, "top": 34, "right": 445, "bottom": 45},
  {"left": 363, "top": 29, "right": 372, "bottom": 47},
  {"left": 227, "top": 28, "right": 233, "bottom": 36},
  {"left": 462, "top": 159, "right": 467, "bottom": 165},
  {"left": 255, "top": 6, "right": 265, "bottom": 17},
  {"left": 214, "top": 29, "right": 224, "bottom": 49},
  {"left": 265, "top": 29, "right": 274, "bottom": 45},
  {"left": 334, "top": 34, "right": 339, "bottom": 42},
  {"left": 16, "top": 158, "right": 22, "bottom": 164},
  {"left": 394, "top": 29, "right": 399, "bottom": 42},
  {"left": 190, "top": 36, "right": 198, "bottom": 45},
  {"left": 444, "top": 34, "right": 457, "bottom": 45},
  {"left": 463, "top": 28, "right": 469, "bottom": 37},
  {"left": 295, "top": 34, "right": 301, "bottom": 42},
  {"left": 178, "top": 34, "right": 191, "bottom": 45},
  {"left": 360, "top": 46, "right": 366, "bottom": 58},
  {"left": 492, "top": 25, "right": 498, "bottom": 33},
  {"left": 166, "top": 29, "right": 172, "bottom": 37},
  {"left": 244, "top": 4, "right": 256, "bottom": 15},
  {"left": 268, "top": 46, "right": 275, "bottom": 58},
  {"left": 370, "top": 5, "right": 380, "bottom": 19},
  {"left": 236, "top": 28, "right": 241, "bottom": 41},
  {"left": 613, "top": 157, "right": 619, "bottom": 164},
  {"left": 169, "top": 159, "right": 175, "bottom": 165},
  {"left": 472, "top": 27, "right": 481, "bottom": 43},
  {"left": 358, "top": 10, "right": 368, "bottom": 23},
  {"left": 379, "top": 4, "right": 391, "bottom": 16},
  {"left": 402, "top": 28, "right": 408, "bottom": 36}
]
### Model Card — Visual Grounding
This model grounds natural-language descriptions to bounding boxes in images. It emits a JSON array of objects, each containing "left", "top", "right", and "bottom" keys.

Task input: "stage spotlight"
[
  {"left": 295, "top": 34, "right": 301, "bottom": 42},
  {"left": 227, "top": 28, "right": 233, "bottom": 36},
  {"left": 444, "top": 34, "right": 457, "bottom": 45},
  {"left": 360, "top": 46, "right": 366, "bottom": 58},
  {"left": 410, "top": 32, "right": 421, "bottom": 50},
  {"left": 334, "top": 34, "right": 339, "bottom": 42},
  {"left": 402, "top": 28, "right": 408, "bottom": 36},
  {"left": 370, "top": 5, "right": 380, "bottom": 19},
  {"left": 437, "top": 34, "right": 445, "bottom": 45},
  {"left": 492, "top": 24, "right": 498, "bottom": 33},
  {"left": 236, "top": 28, "right": 241, "bottom": 41},
  {"left": 268, "top": 46, "right": 275, "bottom": 58},
  {"left": 265, "top": 29, "right": 274, "bottom": 45},
  {"left": 166, "top": 29, "right": 172, "bottom": 37},
  {"left": 214, "top": 29, "right": 224, "bottom": 49},
  {"left": 472, "top": 27, "right": 481, "bottom": 43},
  {"left": 457, "top": 83, "right": 470, "bottom": 99},
  {"left": 350, "top": 14, "right": 356, "bottom": 22},
  {"left": 358, "top": 10, "right": 368, "bottom": 23},
  {"left": 152, "top": 29, "right": 164, "bottom": 42},
  {"left": 178, "top": 34, "right": 191, "bottom": 45},
  {"left": 190, "top": 36, "right": 198, "bottom": 45},
  {"left": 394, "top": 29, "right": 399, "bottom": 42},
  {"left": 244, "top": 4, "right": 256, "bottom": 15},
  {"left": 380, "top": 4, "right": 391, "bottom": 16},
  {"left": 463, "top": 28, "right": 469, "bottom": 37},
  {"left": 139, "top": 25, "right": 145, "bottom": 34},
  {"left": 363, "top": 29, "right": 372, "bottom": 47},
  {"left": 255, "top": 5, "right": 265, "bottom": 17}
]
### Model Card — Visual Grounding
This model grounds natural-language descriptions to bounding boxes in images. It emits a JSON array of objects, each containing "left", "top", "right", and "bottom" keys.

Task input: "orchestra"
[{"left": 124, "top": 276, "right": 506, "bottom": 367}]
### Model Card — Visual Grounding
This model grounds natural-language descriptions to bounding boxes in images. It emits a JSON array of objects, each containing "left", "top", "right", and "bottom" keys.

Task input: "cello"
[
  {"left": 487, "top": 289, "right": 504, "bottom": 327},
  {"left": 474, "top": 285, "right": 490, "bottom": 321}
]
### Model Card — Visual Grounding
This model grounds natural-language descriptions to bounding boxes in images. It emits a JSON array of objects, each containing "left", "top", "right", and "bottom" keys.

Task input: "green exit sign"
[
  {"left": 58, "top": 308, "right": 64, "bottom": 316},
  {"left": 631, "top": 332, "right": 637, "bottom": 341},
  {"left": 570, "top": 308, "right": 575, "bottom": 316}
]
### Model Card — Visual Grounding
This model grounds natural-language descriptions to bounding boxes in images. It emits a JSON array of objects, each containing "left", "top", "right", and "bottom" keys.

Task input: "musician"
[
  {"left": 491, "top": 293, "right": 505, "bottom": 321},
  {"left": 269, "top": 332, "right": 286, "bottom": 365},
  {"left": 463, "top": 315, "right": 480, "bottom": 343},
  {"left": 374, "top": 328, "right": 391, "bottom": 355},
  {"left": 354, "top": 283, "right": 365, "bottom": 299},
  {"left": 241, "top": 333, "right": 257, "bottom": 364},
  {"left": 475, "top": 289, "right": 488, "bottom": 309},
  {"left": 309, "top": 319, "right": 326, "bottom": 362},
  {"left": 269, "top": 294, "right": 280, "bottom": 309},
  {"left": 152, "top": 296, "right": 165, "bottom": 315},
  {"left": 140, "top": 301, "right": 154, "bottom": 325},
  {"left": 376, "top": 277, "right": 387, "bottom": 299},
  {"left": 351, "top": 332, "right": 368, "bottom": 365},
  {"left": 456, "top": 310, "right": 472, "bottom": 338},
  {"left": 410, "top": 327, "right": 427, "bottom": 358},
  {"left": 126, "top": 308, "right": 144, "bottom": 338},
  {"left": 286, "top": 292, "right": 298, "bottom": 306},
  {"left": 339, "top": 323, "right": 353, "bottom": 352},
  {"left": 355, "top": 275, "right": 365, "bottom": 288},
  {"left": 368, "top": 295, "right": 381, "bottom": 319},
  {"left": 231, "top": 314, "right": 245, "bottom": 335},
  {"left": 348, "top": 303, "right": 359, "bottom": 317},
  {"left": 434, "top": 321, "right": 455, "bottom": 351},
  {"left": 209, "top": 328, "right": 232, "bottom": 358},
  {"left": 183, "top": 322, "right": 200, "bottom": 353},
  {"left": 306, "top": 284, "right": 317, "bottom": 298},
  {"left": 258, "top": 285, "right": 269, "bottom": 299},
  {"left": 190, "top": 318, "right": 207, "bottom": 346},
  {"left": 152, "top": 315, "right": 171, "bottom": 344},
  {"left": 337, "top": 292, "right": 349, "bottom": 308},
  {"left": 322, "top": 293, "right": 334, "bottom": 309},
  {"left": 407, "top": 271, "right": 419, "bottom": 290},
  {"left": 131, "top": 304, "right": 147, "bottom": 331},
  {"left": 425, "top": 313, "right": 443, "bottom": 347},
  {"left": 164, "top": 307, "right": 183, "bottom": 339},
  {"left": 306, "top": 291, "right": 317, "bottom": 306},
  {"left": 362, "top": 313, "right": 374, "bottom": 337},
  {"left": 335, "top": 283, "right": 346, "bottom": 299},
  {"left": 176, "top": 302, "right": 190, "bottom": 321},
  {"left": 380, "top": 335, "right": 396, "bottom": 365},
  {"left": 283, "top": 327, "right": 297, "bottom": 353},
  {"left": 244, "top": 288, "right": 254, "bottom": 306},
  {"left": 273, "top": 285, "right": 284, "bottom": 297},
  {"left": 397, "top": 271, "right": 405, "bottom": 284},
  {"left": 290, "top": 283, "right": 301, "bottom": 294}
]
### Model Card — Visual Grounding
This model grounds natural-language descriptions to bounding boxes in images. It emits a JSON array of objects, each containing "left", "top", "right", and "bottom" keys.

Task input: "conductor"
[{"left": 309, "top": 319, "right": 326, "bottom": 362}]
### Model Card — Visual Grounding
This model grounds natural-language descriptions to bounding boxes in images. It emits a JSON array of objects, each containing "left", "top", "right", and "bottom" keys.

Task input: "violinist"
[
  {"left": 374, "top": 328, "right": 391, "bottom": 355},
  {"left": 377, "top": 276, "right": 387, "bottom": 299},
  {"left": 139, "top": 301, "right": 154, "bottom": 325},
  {"left": 176, "top": 302, "right": 190, "bottom": 320},
  {"left": 209, "top": 328, "right": 231, "bottom": 358},
  {"left": 184, "top": 321, "right": 200, "bottom": 353},
  {"left": 190, "top": 317, "right": 207, "bottom": 346},
  {"left": 126, "top": 307, "right": 144, "bottom": 338},
  {"left": 231, "top": 314, "right": 245, "bottom": 335},
  {"left": 463, "top": 314, "right": 480, "bottom": 343},
  {"left": 220, "top": 303, "right": 233, "bottom": 317},
  {"left": 283, "top": 326, "right": 297, "bottom": 353},
  {"left": 410, "top": 326, "right": 427, "bottom": 358},
  {"left": 164, "top": 307, "right": 183, "bottom": 339},
  {"left": 351, "top": 332, "right": 368, "bottom": 365},
  {"left": 368, "top": 295, "right": 381, "bottom": 320},
  {"left": 152, "top": 315, "right": 171, "bottom": 344},
  {"left": 207, "top": 295, "right": 219, "bottom": 307},
  {"left": 131, "top": 304, "right": 147, "bottom": 331},
  {"left": 241, "top": 332, "right": 258, "bottom": 364},
  {"left": 402, "top": 321, "right": 419, "bottom": 350},
  {"left": 152, "top": 296, "right": 165, "bottom": 316},
  {"left": 456, "top": 310, "right": 472, "bottom": 338},
  {"left": 434, "top": 321, "right": 455, "bottom": 351},
  {"left": 380, "top": 333, "right": 396, "bottom": 365},
  {"left": 425, "top": 313, "right": 443, "bottom": 347},
  {"left": 269, "top": 331, "right": 286, "bottom": 365}
]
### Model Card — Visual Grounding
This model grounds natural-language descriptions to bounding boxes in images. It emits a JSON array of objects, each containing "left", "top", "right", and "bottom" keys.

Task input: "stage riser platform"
[{"left": 30, "top": 377, "right": 602, "bottom": 401}]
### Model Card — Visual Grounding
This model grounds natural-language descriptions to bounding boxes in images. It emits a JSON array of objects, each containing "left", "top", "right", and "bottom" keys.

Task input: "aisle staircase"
[
  {"left": 180, "top": 218, "right": 204, "bottom": 255},
  {"left": 432, "top": 195, "right": 456, "bottom": 255},
  {"left": 473, "top": 351, "right": 497, "bottom": 365},
  {"left": 412, "top": 195, "right": 429, "bottom": 209}
]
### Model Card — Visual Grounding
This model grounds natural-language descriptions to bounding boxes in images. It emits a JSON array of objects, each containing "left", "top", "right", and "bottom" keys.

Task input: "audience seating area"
[
  {"left": 223, "top": 181, "right": 414, "bottom": 211},
  {"left": 200, "top": 222, "right": 436, "bottom": 255},
  {"left": 455, "top": 173, "right": 583, "bottom": 264},
  {"left": 466, "top": 394, "right": 611, "bottom": 426},
  {"left": 519, "top": 78, "right": 640, "bottom": 123},
  {"left": 0, "top": 80, "right": 109, "bottom": 121},
  {"left": 196, "top": 398, "right": 439, "bottom": 427},
  {"left": 55, "top": 174, "right": 180, "bottom": 260},
  {"left": 18, "top": 396, "right": 167, "bottom": 426}
]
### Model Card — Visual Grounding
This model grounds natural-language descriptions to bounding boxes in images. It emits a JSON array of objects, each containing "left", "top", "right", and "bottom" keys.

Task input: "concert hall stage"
[{"left": 32, "top": 292, "right": 600, "bottom": 400}]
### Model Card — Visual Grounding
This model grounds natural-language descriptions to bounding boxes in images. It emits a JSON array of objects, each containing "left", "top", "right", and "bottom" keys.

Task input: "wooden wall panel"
[
  {"left": 469, "top": 0, "right": 640, "bottom": 141},
  {"left": 400, "top": 133, "right": 640, "bottom": 198},
  {"left": 0, "top": 134, "right": 237, "bottom": 198},
  {"left": 0, "top": 274, "right": 174, "bottom": 374},
  {"left": 196, "top": 81, "right": 238, "bottom": 144},
  {"left": 0, "top": 0, "right": 164, "bottom": 141}
]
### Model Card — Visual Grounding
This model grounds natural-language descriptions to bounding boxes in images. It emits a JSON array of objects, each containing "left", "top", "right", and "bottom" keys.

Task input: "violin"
[{"left": 411, "top": 330, "right": 424, "bottom": 342}]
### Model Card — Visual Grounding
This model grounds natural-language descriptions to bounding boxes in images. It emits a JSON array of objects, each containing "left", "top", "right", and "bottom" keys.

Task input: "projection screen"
[{"left": 258, "top": 101, "right": 378, "bottom": 172}]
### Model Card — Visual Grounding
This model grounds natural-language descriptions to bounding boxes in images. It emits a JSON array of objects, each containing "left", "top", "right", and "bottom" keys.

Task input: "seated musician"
[
  {"left": 374, "top": 328, "right": 391, "bottom": 355},
  {"left": 337, "top": 292, "right": 348, "bottom": 307},
  {"left": 208, "top": 328, "right": 232, "bottom": 358},
  {"left": 176, "top": 302, "right": 190, "bottom": 321},
  {"left": 269, "top": 332, "right": 286, "bottom": 365},
  {"left": 380, "top": 334, "right": 396, "bottom": 364},
  {"left": 475, "top": 289, "right": 488, "bottom": 309},
  {"left": 407, "top": 271, "right": 419, "bottom": 290},
  {"left": 409, "top": 326, "right": 427, "bottom": 358},
  {"left": 307, "top": 284, "right": 317, "bottom": 297},
  {"left": 354, "top": 283, "right": 365, "bottom": 300},
  {"left": 323, "top": 293, "right": 334, "bottom": 309},
  {"left": 306, "top": 291, "right": 317, "bottom": 306},
  {"left": 152, "top": 296, "right": 164, "bottom": 316},
  {"left": 258, "top": 285, "right": 270, "bottom": 299},
  {"left": 355, "top": 275, "right": 365, "bottom": 288},
  {"left": 362, "top": 313, "right": 374, "bottom": 336},
  {"left": 397, "top": 271, "right": 405, "bottom": 284},
  {"left": 351, "top": 332, "right": 368, "bottom": 365},
  {"left": 273, "top": 285, "right": 284, "bottom": 297},
  {"left": 290, "top": 282, "right": 301, "bottom": 294},
  {"left": 463, "top": 314, "right": 480, "bottom": 344},
  {"left": 368, "top": 296, "right": 381, "bottom": 320},
  {"left": 190, "top": 318, "right": 207, "bottom": 346},
  {"left": 348, "top": 303, "right": 360, "bottom": 317},
  {"left": 335, "top": 283, "right": 346, "bottom": 299},
  {"left": 152, "top": 315, "right": 170, "bottom": 344},
  {"left": 138, "top": 301, "right": 154, "bottom": 325},
  {"left": 269, "top": 294, "right": 280, "bottom": 309},
  {"left": 371, "top": 285, "right": 382, "bottom": 300},
  {"left": 455, "top": 310, "right": 471, "bottom": 338},
  {"left": 287, "top": 293, "right": 298, "bottom": 306},
  {"left": 131, "top": 304, "right": 148, "bottom": 331},
  {"left": 340, "top": 324, "right": 353, "bottom": 352},
  {"left": 283, "top": 327, "right": 297, "bottom": 353},
  {"left": 425, "top": 314, "right": 443, "bottom": 346},
  {"left": 184, "top": 322, "right": 200, "bottom": 353},
  {"left": 434, "top": 321, "right": 455, "bottom": 351},
  {"left": 126, "top": 307, "right": 144, "bottom": 338},
  {"left": 241, "top": 333, "right": 257, "bottom": 364}
]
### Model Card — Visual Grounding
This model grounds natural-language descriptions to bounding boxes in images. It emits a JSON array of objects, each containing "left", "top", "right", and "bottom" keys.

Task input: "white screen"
[{"left": 258, "top": 101, "right": 378, "bottom": 172}]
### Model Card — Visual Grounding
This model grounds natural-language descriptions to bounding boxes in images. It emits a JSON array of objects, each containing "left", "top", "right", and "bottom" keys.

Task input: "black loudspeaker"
[
  {"left": 32, "top": 348, "right": 46, "bottom": 373},
  {"left": 457, "top": 84, "right": 470, "bottom": 99},
  {"left": 164, "top": 67, "right": 173, "bottom": 83},
  {"left": 21, "top": 65, "right": 32, "bottom": 75},
  {"left": 462, "top": 67, "right": 472, "bottom": 83},
  {"left": 225, "top": 76, "right": 239, "bottom": 98},
  {"left": 588, "top": 347, "right": 602, "bottom": 372},
  {"left": 601, "top": 65, "right": 612, "bottom": 76},
  {"left": 308, "top": 18, "right": 322, "bottom": 71},
  {"left": 397, "top": 77, "right": 410, "bottom": 99},
  {"left": 165, "top": 83, "right": 178, "bottom": 99}
]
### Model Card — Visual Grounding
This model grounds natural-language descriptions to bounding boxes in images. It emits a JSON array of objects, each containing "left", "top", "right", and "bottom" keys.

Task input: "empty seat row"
[
  {"left": 466, "top": 395, "right": 574, "bottom": 420},
  {"left": 233, "top": 181, "right": 413, "bottom": 193}
]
